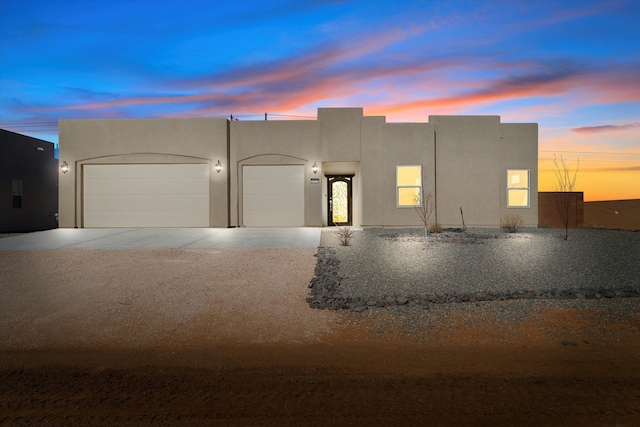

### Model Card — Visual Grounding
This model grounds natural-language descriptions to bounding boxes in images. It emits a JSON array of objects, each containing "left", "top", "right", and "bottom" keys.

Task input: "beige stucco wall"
[
  {"left": 431, "top": 116, "right": 500, "bottom": 227},
  {"left": 58, "top": 118, "right": 229, "bottom": 228},
  {"left": 230, "top": 120, "right": 322, "bottom": 227},
  {"left": 429, "top": 116, "right": 537, "bottom": 227},
  {"left": 499, "top": 123, "right": 539, "bottom": 226},
  {"left": 58, "top": 109, "right": 538, "bottom": 229},
  {"left": 360, "top": 116, "right": 385, "bottom": 226},
  {"left": 381, "top": 123, "right": 436, "bottom": 227},
  {"left": 318, "top": 108, "right": 363, "bottom": 161}
]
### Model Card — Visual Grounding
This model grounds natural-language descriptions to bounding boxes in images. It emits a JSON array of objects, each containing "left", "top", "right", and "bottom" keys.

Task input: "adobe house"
[
  {"left": 1, "top": 129, "right": 59, "bottom": 232},
  {"left": 58, "top": 107, "right": 538, "bottom": 228}
]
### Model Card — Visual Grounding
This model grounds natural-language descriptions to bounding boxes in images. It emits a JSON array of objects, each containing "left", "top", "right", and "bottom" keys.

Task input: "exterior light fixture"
[
  {"left": 312, "top": 161, "right": 318, "bottom": 174},
  {"left": 215, "top": 160, "right": 222, "bottom": 173},
  {"left": 60, "top": 161, "right": 69, "bottom": 174}
]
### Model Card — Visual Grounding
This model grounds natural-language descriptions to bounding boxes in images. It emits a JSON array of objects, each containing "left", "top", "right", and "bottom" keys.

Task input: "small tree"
[
  {"left": 551, "top": 154, "right": 579, "bottom": 240},
  {"left": 413, "top": 181, "right": 436, "bottom": 250}
]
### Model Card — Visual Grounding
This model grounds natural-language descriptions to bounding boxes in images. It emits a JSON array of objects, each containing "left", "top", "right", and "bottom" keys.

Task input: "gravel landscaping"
[{"left": 309, "top": 227, "right": 640, "bottom": 311}]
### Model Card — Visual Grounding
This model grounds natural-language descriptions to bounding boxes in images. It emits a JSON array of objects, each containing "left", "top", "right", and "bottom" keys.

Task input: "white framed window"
[
  {"left": 397, "top": 165, "right": 422, "bottom": 207},
  {"left": 507, "top": 169, "right": 530, "bottom": 208}
]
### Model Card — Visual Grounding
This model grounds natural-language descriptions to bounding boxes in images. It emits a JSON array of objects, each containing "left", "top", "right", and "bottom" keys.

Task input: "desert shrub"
[
  {"left": 428, "top": 222, "right": 442, "bottom": 233},
  {"left": 501, "top": 214, "right": 524, "bottom": 233},
  {"left": 336, "top": 226, "right": 354, "bottom": 246}
]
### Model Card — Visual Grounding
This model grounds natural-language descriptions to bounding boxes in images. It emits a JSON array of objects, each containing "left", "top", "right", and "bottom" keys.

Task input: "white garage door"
[
  {"left": 243, "top": 165, "right": 304, "bottom": 226},
  {"left": 84, "top": 164, "right": 209, "bottom": 227}
]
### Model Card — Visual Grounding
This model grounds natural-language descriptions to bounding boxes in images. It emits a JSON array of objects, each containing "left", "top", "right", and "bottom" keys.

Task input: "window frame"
[
  {"left": 396, "top": 165, "right": 422, "bottom": 208},
  {"left": 506, "top": 169, "right": 530, "bottom": 208},
  {"left": 11, "top": 179, "right": 23, "bottom": 210}
]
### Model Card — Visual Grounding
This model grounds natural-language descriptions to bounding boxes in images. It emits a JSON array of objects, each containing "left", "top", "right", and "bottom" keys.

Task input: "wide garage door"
[
  {"left": 243, "top": 165, "right": 304, "bottom": 226},
  {"left": 84, "top": 164, "right": 209, "bottom": 227}
]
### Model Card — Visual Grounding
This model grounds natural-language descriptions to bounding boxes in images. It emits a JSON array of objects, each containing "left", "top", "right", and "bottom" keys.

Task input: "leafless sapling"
[
  {"left": 551, "top": 154, "right": 579, "bottom": 240},
  {"left": 413, "top": 182, "right": 436, "bottom": 250}
]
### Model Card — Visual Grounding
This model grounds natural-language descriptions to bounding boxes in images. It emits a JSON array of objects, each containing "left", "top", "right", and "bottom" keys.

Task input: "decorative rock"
[
  {"left": 307, "top": 245, "right": 639, "bottom": 311},
  {"left": 396, "top": 296, "right": 409, "bottom": 305}
]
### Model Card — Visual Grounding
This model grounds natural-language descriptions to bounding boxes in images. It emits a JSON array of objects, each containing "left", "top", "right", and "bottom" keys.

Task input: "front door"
[{"left": 327, "top": 175, "right": 353, "bottom": 226}]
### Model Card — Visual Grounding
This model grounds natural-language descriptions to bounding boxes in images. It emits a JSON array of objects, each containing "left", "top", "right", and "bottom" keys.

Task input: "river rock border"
[{"left": 307, "top": 247, "right": 640, "bottom": 312}]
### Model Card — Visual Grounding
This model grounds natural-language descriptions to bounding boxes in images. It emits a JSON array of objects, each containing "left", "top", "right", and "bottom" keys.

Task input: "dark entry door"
[{"left": 327, "top": 175, "right": 353, "bottom": 226}]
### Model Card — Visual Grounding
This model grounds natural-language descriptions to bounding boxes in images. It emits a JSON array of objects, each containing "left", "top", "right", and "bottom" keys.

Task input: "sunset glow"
[{"left": 1, "top": 0, "right": 638, "bottom": 201}]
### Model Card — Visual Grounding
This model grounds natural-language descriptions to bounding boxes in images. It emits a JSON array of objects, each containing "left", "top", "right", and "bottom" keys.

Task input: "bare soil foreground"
[{"left": 1, "top": 244, "right": 639, "bottom": 426}]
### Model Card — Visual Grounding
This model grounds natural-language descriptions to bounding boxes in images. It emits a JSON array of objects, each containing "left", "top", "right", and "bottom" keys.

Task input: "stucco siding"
[
  {"left": 499, "top": 123, "right": 538, "bottom": 226},
  {"left": 58, "top": 118, "right": 229, "bottom": 228},
  {"left": 318, "top": 108, "right": 363, "bottom": 161},
  {"left": 58, "top": 108, "right": 538, "bottom": 229},
  {"left": 230, "top": 120, "right": 322, "bottom": 227},
  {"left": 1, "top": 130, "right": 58, "bottom": 232},
  {"left": 431, "top": 116, "right": 502, "bottom": 227},
  {"left": 382, "top": 123, "right": 435, "bottom": 227},
  {"left": 360, "top": 116, "right": 385, "bottom": 226}
]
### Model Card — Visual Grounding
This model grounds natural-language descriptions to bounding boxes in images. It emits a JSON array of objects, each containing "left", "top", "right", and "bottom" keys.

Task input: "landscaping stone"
[{"left": 308, "top": 228, "right": 640, "bottom": 311}]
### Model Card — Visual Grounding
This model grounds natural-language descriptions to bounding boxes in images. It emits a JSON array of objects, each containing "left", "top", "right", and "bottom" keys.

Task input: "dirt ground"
[
  {"left": 1, "top": 246, "right": 640, "bottom": 426},
  {"left": 2, "top": 302, "right": 639, "bottom": 427}
]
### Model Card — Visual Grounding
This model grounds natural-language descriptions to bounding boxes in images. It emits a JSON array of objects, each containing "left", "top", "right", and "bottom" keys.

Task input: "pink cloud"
[{"left": 571, "top": 123, "right": 640, "bottom": 134}]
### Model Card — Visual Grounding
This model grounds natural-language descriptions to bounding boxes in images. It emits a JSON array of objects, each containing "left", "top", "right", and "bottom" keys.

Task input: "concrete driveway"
[{"left": 0, "top": 227, "right": 322, "bottom": 250}]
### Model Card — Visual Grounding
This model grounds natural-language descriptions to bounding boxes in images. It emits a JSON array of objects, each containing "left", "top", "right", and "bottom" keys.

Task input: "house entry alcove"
[{"left": 327, "top": 175, "right": 353, "bottom": 226}]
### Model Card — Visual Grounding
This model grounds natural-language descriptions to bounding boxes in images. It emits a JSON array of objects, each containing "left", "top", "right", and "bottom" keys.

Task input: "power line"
[{"left": 539, "top": 150, "right": 640, "bottom": 156}]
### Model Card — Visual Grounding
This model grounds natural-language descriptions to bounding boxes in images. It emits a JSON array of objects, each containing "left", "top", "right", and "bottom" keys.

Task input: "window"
[
  {"left": 397, "top": 165, "right": 422, "bottom": 207},
  {"left": 12, "top": 179, "right": 23, "bottom": 209},
  {"left": 507, "top": 169, "right": 529, "bottom": 208}
]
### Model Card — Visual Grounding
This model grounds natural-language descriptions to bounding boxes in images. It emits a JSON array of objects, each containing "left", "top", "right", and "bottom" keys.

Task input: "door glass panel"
[{"left": 332, "top": 181, "right": 348, "bottom": 224}]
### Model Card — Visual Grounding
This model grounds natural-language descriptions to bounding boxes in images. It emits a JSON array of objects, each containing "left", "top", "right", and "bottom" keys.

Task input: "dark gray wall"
[{"left": 0, "top": 129, "right": 58, "bottom": 232}]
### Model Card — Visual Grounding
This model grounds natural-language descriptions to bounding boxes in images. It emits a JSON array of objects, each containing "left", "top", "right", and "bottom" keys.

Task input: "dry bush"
[
  {"left": 336, "top": 226, "right": 354, "bottom": 246},
  {"left": 501, "top": 213, "right": 524, "bottom": 233},
  {"left": 428, "top": 222, "right": 442, "bottom": 233}
]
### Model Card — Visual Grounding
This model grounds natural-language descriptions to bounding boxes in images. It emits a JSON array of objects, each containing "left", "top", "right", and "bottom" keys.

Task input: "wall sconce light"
[
  {"left": 215, "top": 160, "right": 222, "bottom": 173},
  {"left": 312, "top": 161, "right": 318, "bottom": 174},
  {"left": 60, "top": 161, "right": 69, "bottom": 174}
]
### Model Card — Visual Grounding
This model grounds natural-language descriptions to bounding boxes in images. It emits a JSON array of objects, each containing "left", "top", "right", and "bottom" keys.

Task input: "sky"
[{"left": 1, "top": 0, "right": 638, "bottom": 201}]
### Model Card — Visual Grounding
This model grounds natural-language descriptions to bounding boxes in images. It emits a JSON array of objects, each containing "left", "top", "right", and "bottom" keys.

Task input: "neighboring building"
[
  {"left": 538, "top": 192, "right": 584, "bottom": 228},
  {"left": 1, "top": 129, "right": 58, "bottom": 232},
  {"left": 58, "top": 107, "right": 538, "bottom": 229}
]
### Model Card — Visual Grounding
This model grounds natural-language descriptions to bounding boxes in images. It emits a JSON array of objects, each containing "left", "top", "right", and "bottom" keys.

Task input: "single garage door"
[
  {"left": 243, "top": 165, "right": 304, "bottom": 226},
  {"left": 84, "top": 164, "right": 209, "bottom": 227}
]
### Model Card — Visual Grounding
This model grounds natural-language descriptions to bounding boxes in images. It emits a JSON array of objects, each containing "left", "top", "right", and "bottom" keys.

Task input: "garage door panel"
[
  {"left": 88, "top": 178, "right": 208, "bottom": 196},
  {"left": 243, "top": 194, "right": 303, "bottom": 210},
  {"left": 243, "top": 179, "right": 304, "bottom": 196},
  {"left": 84, "top": 164, "right": 209, "bottom": 227},
  {"left": 85, "top": 194, "right": 209, "bottom": 212},
  {"left": 243, "top": 165, "right": 304, "bottom": 227},
  {"left": 86, "top": 211, "right": 208, "bottom": 228},
  {"left": 243, "top": 211, "right": 303, "bottom": 227}
]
